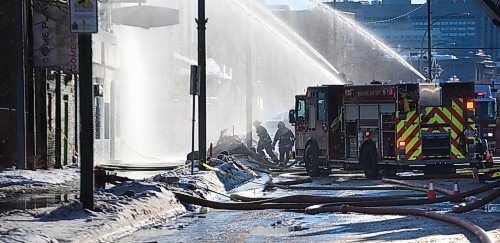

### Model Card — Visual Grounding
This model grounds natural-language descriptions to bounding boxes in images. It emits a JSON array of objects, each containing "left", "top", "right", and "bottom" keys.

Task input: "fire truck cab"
[
  {"left": 474, "top": 85, "right": 497, "bottom": 165},
  {"left": 289, "top": 82, "right": 486, "bottom": 178}
]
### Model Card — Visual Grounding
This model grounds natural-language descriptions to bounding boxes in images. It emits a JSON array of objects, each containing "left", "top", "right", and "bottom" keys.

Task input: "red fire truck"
[{"left": 289, "top": 82, "right": 487, "bottom": 178}]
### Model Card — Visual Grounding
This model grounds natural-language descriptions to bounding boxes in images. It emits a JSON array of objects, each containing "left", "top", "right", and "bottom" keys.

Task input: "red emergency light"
[
  {"left": 475, "top": 92, "right": 486, "bottom": 98},
  {"left": 399, "top": 141, "right": 406, "bottom": 147},
  {"left": 365, "top": 131, "right": 370, "bottom": 137}
]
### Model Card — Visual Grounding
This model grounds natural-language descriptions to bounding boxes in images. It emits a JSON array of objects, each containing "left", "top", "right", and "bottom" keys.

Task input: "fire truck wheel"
[
  {"left": 304, "top": 145, "right": 320, "bottom": 177},
  {"left": 360, "top": 141, "right": 379, "bottom": 179}
]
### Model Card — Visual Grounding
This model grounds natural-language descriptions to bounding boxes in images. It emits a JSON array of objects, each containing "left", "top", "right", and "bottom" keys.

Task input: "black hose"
[
  {"left": 174, "top": 191, "right": 495, "bottom": 243},
  {"left": 320, "top": 205, "right": 493, "bottom": 243},
  {"left": 177, "top": 182, "right": 499, "bottom": 210},
  {"left": 230, "top": 193, "right": 427, "bottom": 203},
  {"left": 305, "top": 181, "right": 500, "bottom": 214},
  {"left": 272, "top": 184, "right": 430, "bottom": 192},
  {"left": 382, "top": 178, "right": 453, "bottom": 195},
  {"left": 174, "top": 191, "right": 312, "bottom": 210},
  {"left": 452, "top": 188, "right": 500, "bottom": 213}
]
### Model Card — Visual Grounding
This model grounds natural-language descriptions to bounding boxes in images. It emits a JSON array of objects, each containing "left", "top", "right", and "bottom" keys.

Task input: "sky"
[{"left": 266, "top": 0, "right": 427, "bottom": 10}]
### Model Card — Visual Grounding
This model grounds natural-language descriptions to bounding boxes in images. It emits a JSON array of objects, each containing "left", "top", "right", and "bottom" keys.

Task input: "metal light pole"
[
  {"left": 426, "top": 0, "right": 432, "bottom": 82},
  {"left": 197, "top": 0, "right": 207, "bottom": 169}
]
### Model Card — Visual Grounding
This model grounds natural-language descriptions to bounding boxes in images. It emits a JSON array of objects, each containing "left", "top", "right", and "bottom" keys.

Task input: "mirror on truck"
[{"left": 289, "top": 109, "right": 296, "bottom": 125}]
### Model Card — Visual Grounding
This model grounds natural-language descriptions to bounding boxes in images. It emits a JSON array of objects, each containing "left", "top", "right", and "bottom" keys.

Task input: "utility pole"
[
  {"left": 79, "top": 34, "right": 94, "bottom": 210},
  {"left": 15, "top": 0, "right": 27, "bottom": 169},
  {"left": 197, "top": 0, "right": 207, "bottom": 168},
  {"left": 71, "top": 0, "right": 97, "bottom": 210},
  {"left": 427, "top": 0, "right": 432, "bottom": 82}
]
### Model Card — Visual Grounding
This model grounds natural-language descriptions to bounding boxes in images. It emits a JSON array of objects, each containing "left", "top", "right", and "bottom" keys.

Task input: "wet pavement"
[
  {"left": 0, "top": 173, "right": 80, "bottom": 215},
  {"left": 0, "top": 193, "right": 78, "bottom": 213}
]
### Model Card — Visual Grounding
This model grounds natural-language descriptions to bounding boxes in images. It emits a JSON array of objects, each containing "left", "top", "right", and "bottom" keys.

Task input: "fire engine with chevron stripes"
[{"left": 288, "top": 82, "right": 489, "bottom": 178}]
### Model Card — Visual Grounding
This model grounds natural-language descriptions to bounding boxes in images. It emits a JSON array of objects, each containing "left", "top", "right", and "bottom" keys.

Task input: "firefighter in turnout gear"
[
  {"left": 253, "top": 120, "right": 278, "bottom": 162},
  {"left": 273, "top": 121, "right": 295, "bottom": 165}
]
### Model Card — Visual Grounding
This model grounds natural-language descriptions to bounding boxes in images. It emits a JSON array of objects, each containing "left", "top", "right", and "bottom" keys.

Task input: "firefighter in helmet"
[
  {"left": 272, "top": 121, "right": 295, "bottom": 166},
  {"left": 253, "top": 120, "right": 278, "bottom": 163}
]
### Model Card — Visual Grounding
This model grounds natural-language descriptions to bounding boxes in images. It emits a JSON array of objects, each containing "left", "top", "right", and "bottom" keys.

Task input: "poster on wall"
[
  {"left": 69, "top": 0, "right": 98, "bottom": 33},
  {"left": 33, "top": 0, "right": 79, "bottom": 74}
]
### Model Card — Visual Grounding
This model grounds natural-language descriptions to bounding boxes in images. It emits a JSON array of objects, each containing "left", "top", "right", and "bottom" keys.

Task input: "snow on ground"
[
  {"left": 0, "top": 168, "right": 80, "bottom": 187},
  {"left": 0, "top": 159, "right": 255, "bottom": 242}
]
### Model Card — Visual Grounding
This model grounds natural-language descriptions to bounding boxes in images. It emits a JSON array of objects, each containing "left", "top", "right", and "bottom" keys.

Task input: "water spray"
[
  {"left": 231, "top": 0, "right": 342, "bottom": 83},
  {"left": 308, "top": 0, "right": 427, "bottom": 81}
]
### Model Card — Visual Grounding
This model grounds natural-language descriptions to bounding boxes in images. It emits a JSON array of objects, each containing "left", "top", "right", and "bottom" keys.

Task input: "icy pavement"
[
  {"left": 0, "top": 168, "right": 79, "bottom": 187},
  {"left": 0, "top": 160, "right": 256, "bottom": 242},
  {"left": 120, "top": 174, "right": 500, "bottom": 243}
]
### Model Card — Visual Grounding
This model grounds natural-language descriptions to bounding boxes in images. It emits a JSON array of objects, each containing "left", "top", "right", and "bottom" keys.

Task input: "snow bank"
[
  {"left": 0, "top": 168, "right": 79, "bottom": 187},
  {"left": 0, "top": 160, "right": 255, "bottom": 242},
  {"left": 0, "top": 228, "right": 58, "bottom": 242}
]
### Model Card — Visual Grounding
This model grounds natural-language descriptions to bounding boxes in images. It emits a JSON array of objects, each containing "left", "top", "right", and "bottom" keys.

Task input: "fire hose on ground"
[
  {"left": 314, "top": 205, "right": 494, "bottom": 243},
  {"left": 265, "top": 177, "right": 432, "bottom": 193},
  {"left": 382, "top": 178, "right": 453, "bottom": 195},
  {"left": 173, "top": 185, "right": 497, "bottom": 242},
  {"left": 174, "top": 181, "right": 499, "bottom": 211},
  {"left": 172, "top": 172, "right": 498, "bottom": 243},
  {"left": 174, "top": 191, "right": 430, "bottom": 210},
  {"left": 305, "top": 181, "right": 500, "bottom": 214},
  {"left": 452, "top": 188, "right": 500, "bottom": 213},
  {"left": 229, "top": 193, "right": 427, "bottom": 203},
  {"left": 268, "top": 184, "right": 432, "bottom": 192}
]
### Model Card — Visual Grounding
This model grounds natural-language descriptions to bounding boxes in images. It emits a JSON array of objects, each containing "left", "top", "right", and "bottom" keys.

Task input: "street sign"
[{"left": 69, "top": 0, "right": 98, "bottom": 33}]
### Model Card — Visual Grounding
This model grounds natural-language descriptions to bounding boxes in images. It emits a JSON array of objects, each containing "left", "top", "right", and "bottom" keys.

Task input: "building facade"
[{"left": 329, "top": 0, "right": 499, "bottom": 60}]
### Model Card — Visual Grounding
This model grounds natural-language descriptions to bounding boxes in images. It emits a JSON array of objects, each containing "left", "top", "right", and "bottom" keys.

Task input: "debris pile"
[{"left": 213, "top": 135, "right": 265, "bottom": 163}]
